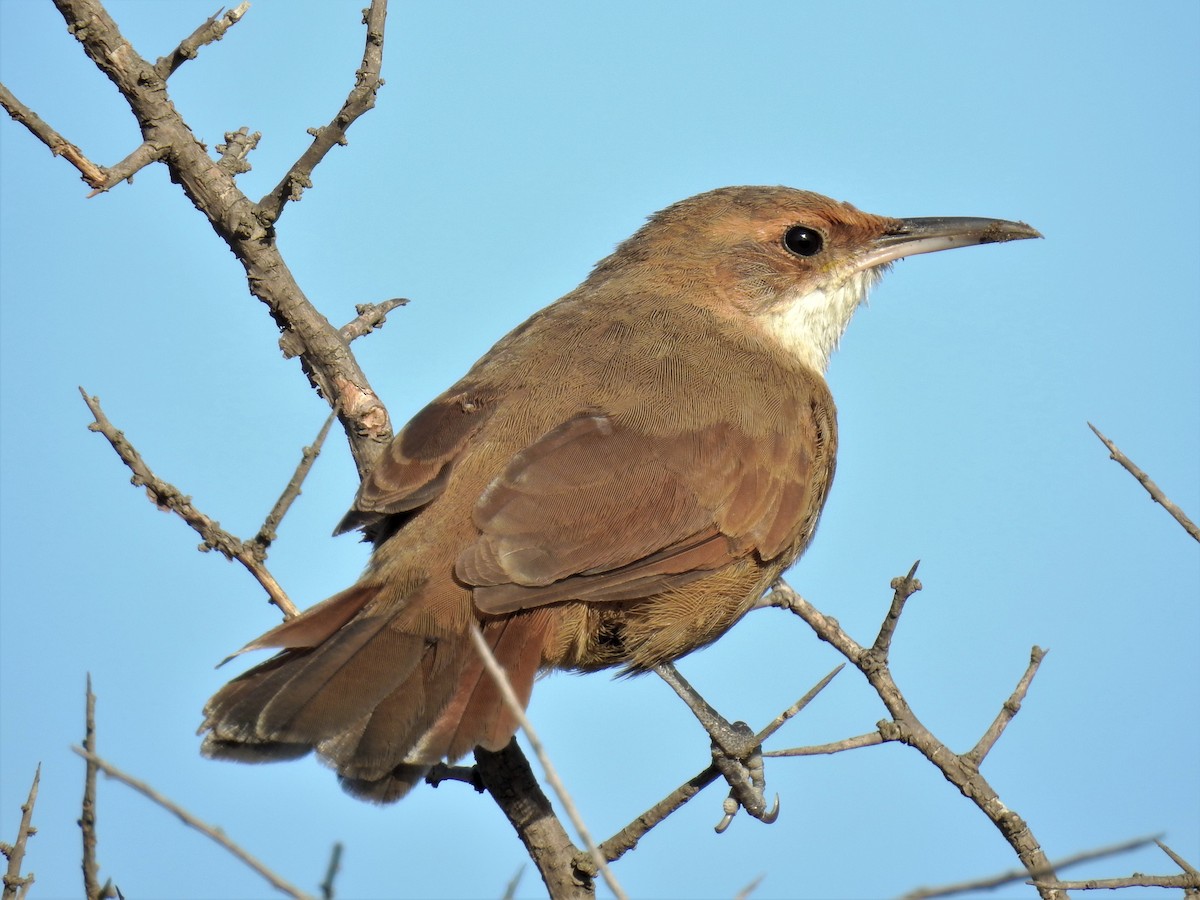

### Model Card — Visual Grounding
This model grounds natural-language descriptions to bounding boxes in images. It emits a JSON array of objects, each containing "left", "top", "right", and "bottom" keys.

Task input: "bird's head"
[{"left": 592, "top": 186, "right": 1041, "bottom": 374}]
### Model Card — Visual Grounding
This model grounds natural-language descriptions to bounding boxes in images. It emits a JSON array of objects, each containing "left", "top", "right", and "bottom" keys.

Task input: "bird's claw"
[{"left": 710, "top": 734, "right": 780, "bottom": 832}]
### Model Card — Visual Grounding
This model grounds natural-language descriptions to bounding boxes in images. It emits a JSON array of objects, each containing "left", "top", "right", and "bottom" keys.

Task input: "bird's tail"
[{"left": 200, "top": 581, "right": 552, "bottom": 802}]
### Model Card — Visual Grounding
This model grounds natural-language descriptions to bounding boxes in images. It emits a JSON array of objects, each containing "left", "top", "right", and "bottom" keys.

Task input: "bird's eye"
[{"left": 783, "top": 225, "right": 824, "bottom": 257}]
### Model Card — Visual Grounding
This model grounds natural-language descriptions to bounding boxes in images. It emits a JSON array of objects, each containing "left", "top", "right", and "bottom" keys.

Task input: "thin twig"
[
  {"left": 1088, "top": 422, "right": 1200, "bottom": 542},
  {"left": 256, "top": 0, "right": 388, "bottom": 224},
  {"left": 1, "top": 766, "right": 40, "bottom": 900},
  {"left": 0, "top": 82, "right": 106, "bottom": 188},
  {"left": 1156, "top": 840, "right": 1200, "bottom": 875},
  {"left": 500, "top": 866, "right": 525, "bottom": 900},
  {"left": 755, "top": 664, "right": 844, "bottom": 744},
  {"left": 902, "top": 832, "right": 1164, "bottom": 899},
  {"left": 254, "top": 410, "right": 337, "bottom": 553},
  {"left": 467, "top": 624, "right": 626, "bottom": 900},
  {"left": 79, "top": 388, "right": 299, "bottom": 617},
  {"left": 318, "top": 842, "right": 342, "bottom": 900},
  {"left": 733, "top": 873, "right": 765, "bottom": 900},
  {"left": 766, "top": 730, "right": 885, "bottom": 757},
  {"left": 71, "top": 747, "right": 314, "bottom": 900},
  {"left": 964, "top": 646, "right": 1047, "bottom": 766},
  {"left": 153, "top": 2, "right": 250, "bottom": 80}
]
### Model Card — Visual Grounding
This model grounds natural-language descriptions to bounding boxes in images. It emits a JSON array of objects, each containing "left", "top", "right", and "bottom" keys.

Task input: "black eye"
[{"left": 783, "top": 225, "right": 824, "bottom": 257}]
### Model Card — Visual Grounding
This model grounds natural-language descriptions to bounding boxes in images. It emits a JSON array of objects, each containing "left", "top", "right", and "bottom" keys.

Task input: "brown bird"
[{"left": 201, "top": 186, "right": 1040, "bottom": 801}]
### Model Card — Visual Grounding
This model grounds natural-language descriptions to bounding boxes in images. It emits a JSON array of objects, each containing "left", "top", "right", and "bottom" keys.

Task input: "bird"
[{"left": 200, "top": 186, "right": 1040, "bottom": 802}]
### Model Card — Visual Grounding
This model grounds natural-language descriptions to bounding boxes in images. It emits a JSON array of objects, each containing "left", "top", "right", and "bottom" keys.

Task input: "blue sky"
[{"left": 1, "top": 2, "right": 1197, "bottom": 898}]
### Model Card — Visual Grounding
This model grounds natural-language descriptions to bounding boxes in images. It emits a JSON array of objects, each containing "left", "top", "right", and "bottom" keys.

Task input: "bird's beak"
[{"left": 857, "top": 216, "right": 1043, "bottom": 271}]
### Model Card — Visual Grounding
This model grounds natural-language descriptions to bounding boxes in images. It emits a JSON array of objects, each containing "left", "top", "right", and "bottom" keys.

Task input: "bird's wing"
[
  {"left": 456, "top": 412, "right": 822, "bottom": 614},
  {"left": 334, "top": 389, "right": 498, "bottom": 535}
]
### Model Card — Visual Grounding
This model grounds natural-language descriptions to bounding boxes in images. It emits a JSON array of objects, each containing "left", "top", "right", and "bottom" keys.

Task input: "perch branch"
[
  {"left": 766, "top": 572, "right": 1063, "bottom": 900},
  {"left": 597, "top": 666, "right": 842, "bottom": 862},
  {"left": 468, "top": 625, "right": 624, "bottom": 900},
  {"left": 473, "top": 742, "right": 594, "bottom": 900}
]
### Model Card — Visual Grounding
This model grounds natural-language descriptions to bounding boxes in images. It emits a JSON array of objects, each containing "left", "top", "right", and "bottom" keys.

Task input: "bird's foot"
[{"left": 653, "top": 662, "right": 780, "bottom": 831}]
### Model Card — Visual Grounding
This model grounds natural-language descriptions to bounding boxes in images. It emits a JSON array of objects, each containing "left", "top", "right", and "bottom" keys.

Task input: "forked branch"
[{"left": 765, "top": 571, "right": 1063, "bottom": 900}]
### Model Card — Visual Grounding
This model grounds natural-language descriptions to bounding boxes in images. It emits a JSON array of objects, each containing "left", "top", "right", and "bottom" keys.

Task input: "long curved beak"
[{"left": 858, "top": 216, "right": 1043, "bottom": 271}]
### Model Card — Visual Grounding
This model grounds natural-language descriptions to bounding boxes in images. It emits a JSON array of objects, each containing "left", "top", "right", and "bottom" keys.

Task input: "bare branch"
[
  {"left": 903, "top": 833, "right": 1165, "bottom": 899},
  {"left": 468, "top": 625, "right": 624, "bottom": 900},
  {"left": 1032, "top": 873, "right": 1200, "bottom": 891},
  {"left": 256, "top": 1, "right": 388, "bottom": 224},
  {"left": 599, "top": 665, "right": 843, "bottom": 859},
  {"left": 0, "top": 82, "right": 107, "bottom": 188},
  {"left": 1088, "top": 422, "right": 1200, "bottom": 542},
  {"left": 472, "top": 742, "right": 593, "bottom": 900},
  {"left": 766, "top": 575, "right": 1064, "bottom": 900},
  {"left": 153, "top": 2, "right": 250, "bottom": 80},
  {"left": 964, "top": 646, "right": 1047, "bottom": 766},
  {"left": 80, "top": 676, "right": 118, "bottom": 900},
  {"left": 253, "top": 410, "right": 337, "bottom": 554},
  {"left": 50, "top": 0, "right": 394, "bottom": 474},
  {"left": 79, "top": 387, "right": 299, "bottom": 618},
  {"left": 595, "top": 764, "right": 720, "bottom": 865},
  {"left": 1, "top": 765, "right": 39, "bottom": 900},
  {"left": 71, "top": 747, "right": 314, "bottom": 900}
]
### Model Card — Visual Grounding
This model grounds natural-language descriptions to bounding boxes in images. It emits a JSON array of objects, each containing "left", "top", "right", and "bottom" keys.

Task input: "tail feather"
[
  {"left": 420, "top": 610, "right": 552, "bottom": 763},
  {"left": 316, "top": 635, "right": 467, "bottom": 779},
  {"left": 201, "top": 585, "right": 554, "bottom": 804},
  {"left": 257, "top": 621, "right": 426, "bottom": 741}
]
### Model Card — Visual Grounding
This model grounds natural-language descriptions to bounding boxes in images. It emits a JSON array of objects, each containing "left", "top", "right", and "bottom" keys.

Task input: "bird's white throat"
[{"left": 759, "top": 268, "right": 882, "bottom": 374}]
